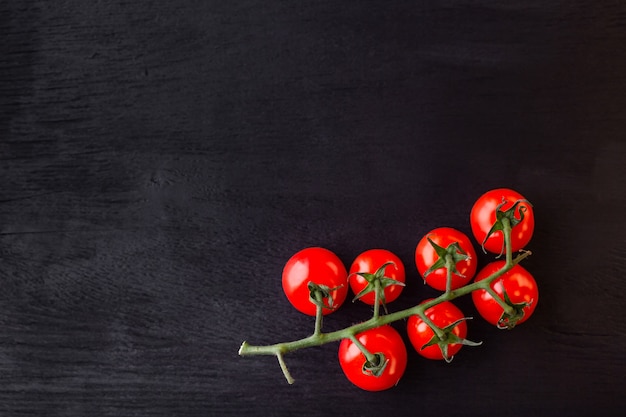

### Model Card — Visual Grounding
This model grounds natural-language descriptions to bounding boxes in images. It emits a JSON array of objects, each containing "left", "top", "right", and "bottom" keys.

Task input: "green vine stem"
[
  {"left": 238, "top": 218, "right": 530, "bottom": 384},
  {"left": 348, "top": 335, "right": 377, "bottom": 364},
  {"left": 372, "top": 279, "right": 381, "bottom": 320},
  {"left": 313, "top": 291, "right": 324, "bottom": 337},
  {"left": 445, "top": 254, "right": 454, "bottom": 294}
]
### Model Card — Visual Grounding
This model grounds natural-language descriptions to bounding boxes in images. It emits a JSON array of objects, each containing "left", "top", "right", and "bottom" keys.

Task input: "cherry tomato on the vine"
[
  {"left": 472, "top": 261, "right": 539, "bottom": 328},
  {"left": 282, "top": 247, "right": 348, "bottom": 316},
  {"left": 415, "top": 227, "right": 478, "bottom": 291},
  {"left": 338, "top": 325, "right": 407, "bottom": 391},
  {"left": 407, "top": 300, "right": 469, "bottom": 361},
  {"left": 349, "top": 249, "right": 405, "bottom": 305},
  {"left": 470, "top": 188, "right": 534, "bottom": 254}
]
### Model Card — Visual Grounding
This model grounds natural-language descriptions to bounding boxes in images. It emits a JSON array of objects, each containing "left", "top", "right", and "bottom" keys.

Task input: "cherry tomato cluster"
[{"left": 279, "top": 188, "right": 538, "bottom": 391}]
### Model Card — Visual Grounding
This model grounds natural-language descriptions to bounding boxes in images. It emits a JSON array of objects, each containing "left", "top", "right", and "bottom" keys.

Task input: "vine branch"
[{"left": 238, "top": 220, "right": 532, "bottom": 383}]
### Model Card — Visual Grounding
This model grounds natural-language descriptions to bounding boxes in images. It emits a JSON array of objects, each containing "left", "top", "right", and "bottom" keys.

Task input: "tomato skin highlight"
[
  {"left": 282, "top": 247, "right": 348, "bottom": 316},
  {"left": 349, "top": 249, "right": 405, "bottom": 305},
  {"left": 472, "top": 261, "right": 539, "bottom": 327},
  {"left": 470, "top": 188, "right": 534, "bottom": 254},
  {"left": 338, "top": 325, "right": 407, "bottom": 391},
  {"left": 407, "top": 300, "right": 468, "bottom": 360},
  {"left": 415, "top": 227, "right": 478, "bottom": 291}
]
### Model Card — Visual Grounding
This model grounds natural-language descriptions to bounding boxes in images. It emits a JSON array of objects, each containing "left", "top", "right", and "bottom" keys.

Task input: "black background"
[{"left": 2, "top": 1, "right": 626, "bottom": 416}]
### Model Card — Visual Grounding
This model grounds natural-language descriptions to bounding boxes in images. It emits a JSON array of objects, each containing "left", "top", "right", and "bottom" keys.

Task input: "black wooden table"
[{"left": 2, "top": 1, "right": 625, "bottom": 416}]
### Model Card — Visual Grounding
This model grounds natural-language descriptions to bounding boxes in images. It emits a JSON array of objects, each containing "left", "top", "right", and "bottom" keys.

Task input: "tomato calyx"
[
  {"left": 350, "top": 262, "right": 406, "bottom": 314},
  {"left": 482, "top": 198, "right": 532, "bottom": 255},
  {"left": 362, "top": 352, "right": 389, "bottom": 377},
  {"left": 307, "top": 281, "right": 343, "bottom": 312},
  {"left": 421, "top": 317, "right": 482, "bottom": 363},
  {"left": 423, "top": 238, "right": 471, "bottom": 280},
  {"left": 347, "top": 332, "right": 392, "bottom": 378},
  {"left": 496, "top": 288, "right": 534, "bottom": 330}
]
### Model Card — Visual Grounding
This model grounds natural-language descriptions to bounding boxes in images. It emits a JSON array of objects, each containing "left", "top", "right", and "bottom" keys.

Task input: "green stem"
[
  {"left": 313, "top": 291, "right": 324, "bottom": 336},
  {"left": 372, "top": 280, "right": 381, "bottom": 320},
  {"left": 485, "top": 286, "right": 513, "bottom": 314},
  {"left": 487, "top": 217, "right": 516, "bottom": 315},
  {"left": 276, "top": 351, "right": 295, "bottom": 384},
  {"left": 238, "top": 219, "right": 533, "bottom": 383},
  {"left": 239, "top": 263, "right": 520, "bottom": 356},
  {"left": 349, "top": 335, "right": 377, "bottom": 364},
  {"left": 417, "top": 309, "right": 446, "bottom": 341},
  {"left": 503, "top": 217, "right": 514, "bottom": 265},
  {"left": 416, "top": 254, "right": 456, "bottom": 340},
  {"left": 444, "top": 254, "right": 455, "bottom": 295}
]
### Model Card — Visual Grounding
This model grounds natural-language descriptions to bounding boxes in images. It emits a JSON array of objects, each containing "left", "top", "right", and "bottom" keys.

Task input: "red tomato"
[
  {"left": 338, "top": 325, "right": 407, "bottom": 391},
  {"left": 282, "top": 247, "right": 348, "bottom": 316},
  {"left": 470, "top": 188, "right": 534, "bottom": 254},
  {"left": 415, "top": 227, "right": 478, "bottom": 291},
  {"left": 349, "top": 249, "right": 405, "bottom": 305},
  {"left": 472, "top": 261, "right": 539, "bottom": 328},
  {"left": 407, "top": 300, "right": 468, "bottom": 361}
]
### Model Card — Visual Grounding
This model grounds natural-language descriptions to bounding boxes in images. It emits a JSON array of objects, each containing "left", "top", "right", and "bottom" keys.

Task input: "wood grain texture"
[{"left": 2, "top": 0, "right": 626, "bottom": 416}]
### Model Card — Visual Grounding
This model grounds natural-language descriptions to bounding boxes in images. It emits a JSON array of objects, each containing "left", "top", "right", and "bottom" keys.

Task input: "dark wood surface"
[{"left": 2, "top": 1, "right": 625, "bottom": 416}]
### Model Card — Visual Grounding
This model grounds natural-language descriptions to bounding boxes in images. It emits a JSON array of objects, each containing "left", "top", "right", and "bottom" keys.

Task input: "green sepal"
[
  {"left": 362, "top": 352, "right": 389, "bottom": 377},
  {"left": 420, "top": 317, "right": 483, "bottom": 363},
  {"left": 350, "top": 262, "right": 405, "bottom": 314},
  {"left": 307, "top": 281, "right": 343, "bottom": 311},
  {"left": 351, "top": 276, "right": 405, "bottom": 302},
  {"left": 496, "top": 287, "right": 533, "bottom": 330},
  {"left": 423, "top": 238, "right": 471, "bottom": 278},
  {"left": 481, "top": 198, "right": 532, "bottom": 255}
]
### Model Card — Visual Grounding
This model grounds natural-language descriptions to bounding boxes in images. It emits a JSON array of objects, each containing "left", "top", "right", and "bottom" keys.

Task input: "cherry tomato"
[
  {"left": 407, "top": 300, "right": 468, "bottom": 361},
  {"left": 282, "top": 247, "right": 348, "bottom": 316},
  {"left": 338, "top": 325, "right": 407, "bottom": 391},
  {"left": 415, "top": 227, "right": 478, "bottom": 291},
  {"left": 349, "top": 249, "right": 405, "bottom": 305},
  {"left": 470, "top": 188, "right": 534, "bottom": 254},
  {"left": 472, "top": 261, "right": 539, "bottom": 328}
]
